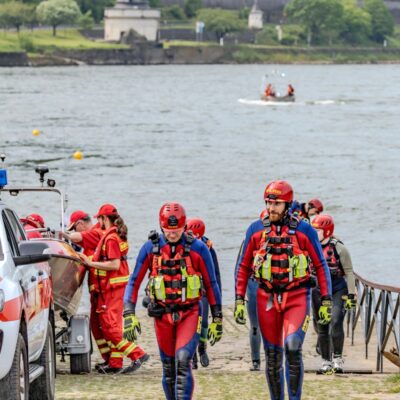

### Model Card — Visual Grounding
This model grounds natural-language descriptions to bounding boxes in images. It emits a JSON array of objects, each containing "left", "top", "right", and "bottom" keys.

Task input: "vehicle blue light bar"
[{"left": 0, "top": 169, "right": 8, "bottom": 187}]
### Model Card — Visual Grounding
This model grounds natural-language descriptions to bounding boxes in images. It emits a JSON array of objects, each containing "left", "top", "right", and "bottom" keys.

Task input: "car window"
[
  {"left": 4, "top": 209, "right": 25, "bottom": 243},
  {"left": 2, "top": 212, "right": 19, "bottom": 257}
]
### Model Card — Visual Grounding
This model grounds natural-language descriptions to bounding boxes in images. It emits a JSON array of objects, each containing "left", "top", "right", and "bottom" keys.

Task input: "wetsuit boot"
[
  {"left": 162, "top": 358, "right": 176, "bottom": 400},
  {"left": 265, "top": 347, "right": 284, "bottom": 400},
  {"left": 198, "top": 341, "right": 209, "bottom": 367},
  {"left": 176, "top": 351, "right": 193, "bottom": 400},
  {"left": 285, "top": 336, "right": 303, "bottom": 400}
]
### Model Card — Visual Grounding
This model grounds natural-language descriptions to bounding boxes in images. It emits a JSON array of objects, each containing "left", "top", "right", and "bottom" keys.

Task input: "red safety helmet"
[
  {"left": 186, "top": 218, "right": 205, "bottom": 238},
  {"left": 264, "top": 180, "right": 293, "bottom": 203},
  {"left": 94, "top": 204, "right": 119, "bottom": 218},
  {"left": 20, "top": 213, "right": 45, "bottom": 229},
  {"left": 159, "top": 202, "right": 186, "bottom": 230},
  {"left": 308, "top": 198, "right": 324, "bottom": 214},
  {"left": 312, "top": 214, "right": 334, "bottom": 239}
]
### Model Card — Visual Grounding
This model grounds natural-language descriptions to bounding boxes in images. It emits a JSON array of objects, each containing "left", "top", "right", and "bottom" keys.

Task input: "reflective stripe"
[
  {"left": 95, "top": 269, "right": 107, "bottom": 277},
  {"left": 110, "top": 352, "right": 123, "bottom": 358},
  {"left": 116, "top": 340, "right": 129, "bottom": 350},
  {"left": 89, "top": 284, "right": 96, "bottom": 292},
  {"left": 110, "top": 276, "right": 129, "bottom": 285},
  {"left": 96, "top": 339, "right": 107, "bottom": 345},
  {"left": 120, "top": 242, "right": 129, "bottom": 252},
  {"left": 123, "top": 342, "right": 137, "bottom": 356},
  {"left": 100, "top": 347, "right": 111, "bottom": 354}
]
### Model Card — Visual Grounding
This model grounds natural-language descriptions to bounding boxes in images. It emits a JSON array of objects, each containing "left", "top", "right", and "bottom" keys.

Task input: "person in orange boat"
[
  {"left": 20, "top": 213, "right": 46, "bottom": 239},
  {"left": 287, "top": 84, "right": 295, "bottom": 97},
  {"left": 265, "top": 84, "right": 276, "bottom": 97},
  {"left": 78, "top": 204, "right": 149, "bottom": 374}
]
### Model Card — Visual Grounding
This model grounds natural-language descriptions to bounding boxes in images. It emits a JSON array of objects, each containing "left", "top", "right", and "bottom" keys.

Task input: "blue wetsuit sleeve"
[
  {"left": 197, "top": 242, "right": 221, "bottom": 306},
  {"left": 124, "top": 241, "right": 152, "bottom": 309},
  {"left": 210, "top": 247, "right": 222, "bottom": 291}
]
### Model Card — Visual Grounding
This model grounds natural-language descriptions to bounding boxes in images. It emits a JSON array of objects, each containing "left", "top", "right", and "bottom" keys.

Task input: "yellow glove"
[
  {"left": 342, "top": 294, "right": 357, "bottom": 311},
  {"left": 123, "top": 313, "right": 141, "bottom": 341},
  {"left": 318, "top": 298, "right": 332, "bottom": 325},
  {"left": 208, "top": 317, "right": 223, "bottom": 346},
  {"left": 234, "top": 297, "right": 246, "bottom": 325}
]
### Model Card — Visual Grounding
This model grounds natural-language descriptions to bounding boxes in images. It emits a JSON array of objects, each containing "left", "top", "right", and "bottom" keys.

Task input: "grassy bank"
[
  {"left": 0, "top": 29, "right": 127, "bottom": 53},
  {"left": 55, "top": 370, "right": 400, "bottom": 400}
]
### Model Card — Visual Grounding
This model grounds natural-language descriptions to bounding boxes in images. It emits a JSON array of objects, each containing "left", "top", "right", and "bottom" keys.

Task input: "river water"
[{"left": 0, "top": 64, "right": 399, "bottom": 302}]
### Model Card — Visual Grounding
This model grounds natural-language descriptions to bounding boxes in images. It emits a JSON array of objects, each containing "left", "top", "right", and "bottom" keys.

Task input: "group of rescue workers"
[{"left": 20, "top": 179, "right": 356, "bottom": 400}]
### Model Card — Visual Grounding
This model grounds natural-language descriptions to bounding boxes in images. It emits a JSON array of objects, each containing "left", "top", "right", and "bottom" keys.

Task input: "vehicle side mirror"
[
  {"left": 13, "top": 253, "right": 51, "bottom": 266},
  {"left": 18, "top": 241, "right": 49, "bottom": 256}
]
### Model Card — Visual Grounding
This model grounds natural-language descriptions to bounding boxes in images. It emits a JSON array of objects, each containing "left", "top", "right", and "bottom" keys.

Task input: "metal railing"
[{"left": 350, "top": 272, "right": 400, "bottom": 372}]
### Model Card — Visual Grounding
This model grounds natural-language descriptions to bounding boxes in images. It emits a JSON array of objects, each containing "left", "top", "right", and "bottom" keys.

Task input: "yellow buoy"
[
  {"left": 73, "top": 150, "right": 83, "bottom": 160},
  {"left": 32, "top": 129, "right": 41, "bottom": 136}
]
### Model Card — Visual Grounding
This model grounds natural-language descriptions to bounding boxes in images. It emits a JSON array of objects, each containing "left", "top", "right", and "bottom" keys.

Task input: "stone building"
[
  {"left": 248, "top": 0, "right": 263, "bottom": 29},
  {"left": 104, "top": 0, "right": 161, "bottom": 42}
]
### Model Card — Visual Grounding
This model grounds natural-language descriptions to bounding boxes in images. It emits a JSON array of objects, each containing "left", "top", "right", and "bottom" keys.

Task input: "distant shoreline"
[{"left": 2, "top": 45, "right": 400, "bottom": 67}]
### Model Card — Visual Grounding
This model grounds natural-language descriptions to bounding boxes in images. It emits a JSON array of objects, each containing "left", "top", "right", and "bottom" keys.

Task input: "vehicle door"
[{"left": 2, "top": 209, "right": 48, "bottom": 359}]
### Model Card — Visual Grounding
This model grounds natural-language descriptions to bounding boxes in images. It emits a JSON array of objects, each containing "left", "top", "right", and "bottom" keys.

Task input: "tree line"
[{"left": 0, "top": 0, "right": 114, "bottom": 35}]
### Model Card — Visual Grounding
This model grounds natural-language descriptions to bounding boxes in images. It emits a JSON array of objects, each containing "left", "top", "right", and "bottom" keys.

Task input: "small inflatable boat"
[{"left": 261, "top": 95, "right": 295, "bottom": 102}]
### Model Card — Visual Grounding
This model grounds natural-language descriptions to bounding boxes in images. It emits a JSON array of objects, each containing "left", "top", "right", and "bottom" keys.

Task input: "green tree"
[
  {"left": 340, "top": 0, "right": 371, "bottom": 44},
  {"left": 161, "top": 4, "right": 186, "bottom": 20},
  {"left": 75, "top": 0, "right": 114, "bottom": 23},
  {"left": 364, "top": 0, "right": 394, "bottom": 42},
  {"left": 184, "top": 0, "right": 202, "bottom": 18},
  {"left": 285, "top": 0, "right": 344, "bottom": 45},
  {"left": 0, "top": 1, "right": 33, "bottom": 32},
  {"left": 78, "top": 9, "right": 94, "bottom": 29},
  {"left": 36, "top": 0, "right": 81, "bottom": 36},
  {"left": 197, "top": 8, "right": 245, "bottom": 39}
]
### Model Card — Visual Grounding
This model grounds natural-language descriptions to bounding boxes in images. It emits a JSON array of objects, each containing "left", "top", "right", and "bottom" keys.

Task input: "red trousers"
[{"left": 92, "top": 287, "right": 146, "bottom": 368}]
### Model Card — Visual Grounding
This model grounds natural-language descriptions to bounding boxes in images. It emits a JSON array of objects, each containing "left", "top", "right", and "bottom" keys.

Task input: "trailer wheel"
[
  {"left": 30, "top": 321, "right": 56, "bottom": 400},
  {"left": 70, "top": 351, "right": 91, "bottom": 374},
  {"left": 0, "top": 333, "right": 29, "bottom": 400}
]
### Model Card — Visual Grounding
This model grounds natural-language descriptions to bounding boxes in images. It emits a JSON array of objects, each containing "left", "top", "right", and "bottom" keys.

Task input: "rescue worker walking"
[
  {"left": 235, "top": 181, "right": 332, "bottom": 400},
  {"left": 63, "top": 210, "right": 112, "bottom": 370},
  {"left": 311, "top": 214, "right": 356, "bottom": 374},
  {"left": 78, "top": 204, "right": 149, "bottom": 374},
  {"left": 186, "top": 218, "right": 222, "bottom": 369},
  {"left": 123, "top": 202, "right": 222, "bottom": 400}
]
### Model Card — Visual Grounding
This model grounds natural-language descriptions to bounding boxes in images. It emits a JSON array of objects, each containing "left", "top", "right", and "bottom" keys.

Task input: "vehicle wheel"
[
  {"left": 70, "top": 352, "right": 91, "bottom": 374},
  {"left": 30, "top": 321, "right": 56, "bottom": 400},
  {"left": 0, "top": 333, "right": 29, "bottom": 400}
]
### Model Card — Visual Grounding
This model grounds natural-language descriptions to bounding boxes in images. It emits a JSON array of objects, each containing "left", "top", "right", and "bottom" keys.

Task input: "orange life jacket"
[
  {"left": 148, "top": 231, "right": 202, "bottom": 306},
  {"left": 252, "top": 217, "right": 311, "bottom": 292},
  {"left": 91, "top": 227, "right": 130, "bottom": 292}
]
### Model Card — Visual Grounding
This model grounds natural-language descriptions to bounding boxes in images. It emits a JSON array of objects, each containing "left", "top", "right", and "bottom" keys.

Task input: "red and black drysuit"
[
  {"left": 124, "top": 232, "right": 221, "bottom": 400},
  {"left": 236, "top": 216, "right": 332, "bottom": 400}
]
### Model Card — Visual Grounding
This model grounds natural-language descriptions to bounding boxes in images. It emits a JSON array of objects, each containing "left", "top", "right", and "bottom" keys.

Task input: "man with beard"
[{"left": 234, "top": 180, "right": 332, "bottom": 400}]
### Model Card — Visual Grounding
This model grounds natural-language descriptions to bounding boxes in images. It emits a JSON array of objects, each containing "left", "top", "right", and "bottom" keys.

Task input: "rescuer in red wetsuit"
[
  {"left": 186, "top": 218, "right": 222, "bottom": 369},
  {"left": 235, "top": 181, "right": 332, "bottom": 400},
  {"left": 20, "top": 213, "right": 46, "bottom": 239},
  {"left": 123, "top": 202, "right": 222, "bottom": 399},
  {"left": 78, "top": 204, "right": 149, "bottom": 374}
]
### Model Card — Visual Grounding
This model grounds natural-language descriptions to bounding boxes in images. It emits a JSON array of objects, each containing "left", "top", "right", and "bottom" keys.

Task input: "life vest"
[
  {"left": 91, "top": 227, "right": 130, "bottom": 292},
  {"left": 147, "top": 231, "right": 202, "bottom": 305},
  {"left": 252, "top": 216, "right": 311, "bottom": 291},
  {"left": 322, "top": 238, "right": 343, "bottom": 278}
]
